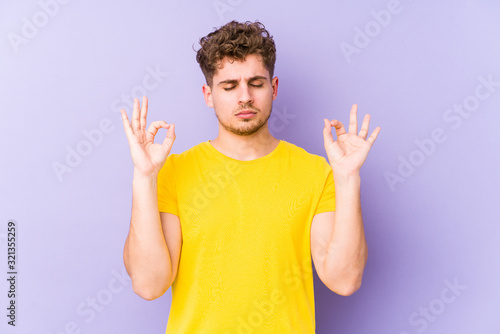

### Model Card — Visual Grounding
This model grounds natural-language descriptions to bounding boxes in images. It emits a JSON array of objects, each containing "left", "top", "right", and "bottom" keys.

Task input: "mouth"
[
  {"left": 235, "top": 110, "right": 257, "bottom": 119},
  {"left": 235, "top": 109, "right": 257, "bottom": 115}
]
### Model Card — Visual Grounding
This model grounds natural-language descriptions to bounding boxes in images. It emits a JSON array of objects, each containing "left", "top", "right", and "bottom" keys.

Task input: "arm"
[
  {"left": 311, "top": 104, "right": 380, "bottom": 296},
  {"left": 120, "top": 96, "right": 179, "bottom": 300},
  {"left": 311, "top": 174, "right": 366, "bottom": 296},
  {"left": 123, "top": 175, "right": 182, "bottom": 300}
]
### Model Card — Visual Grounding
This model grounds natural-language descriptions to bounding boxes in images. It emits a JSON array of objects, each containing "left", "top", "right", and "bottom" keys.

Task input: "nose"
[{"left": 238, "top": 84, "right": 254, "bottom": 105}]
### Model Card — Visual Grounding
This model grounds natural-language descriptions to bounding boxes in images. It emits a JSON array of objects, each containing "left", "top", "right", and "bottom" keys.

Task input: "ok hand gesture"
[
  {"left": 120, "top": 96, "right": 176, "bottom": 177},
  {"left": 323, "top": 104, "right": 380, "bottom": 175}
]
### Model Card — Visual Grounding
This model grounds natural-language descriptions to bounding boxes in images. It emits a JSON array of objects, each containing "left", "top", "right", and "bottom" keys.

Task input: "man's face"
[{"left": 202, "top": 54, "right": 278, "bottom": 136}]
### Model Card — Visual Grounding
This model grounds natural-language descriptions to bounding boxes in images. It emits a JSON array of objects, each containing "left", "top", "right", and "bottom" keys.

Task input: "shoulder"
[
  {"left": 279, "top": 140, "right": 333, "bottom": 186},
  {"left": 160, "top": 141, "right": 209, "bottom": 177},
  {"left": 280, "top": 140, "right": 329, "bottom": 167},
  {"left": 165, "top": 141, "right": 210, "bottom": 164}
]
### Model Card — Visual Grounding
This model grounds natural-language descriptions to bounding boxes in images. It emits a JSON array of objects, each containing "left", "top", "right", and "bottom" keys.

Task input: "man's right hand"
[{"left": 120, "top": 96, "right": 176, "bottom": 177}]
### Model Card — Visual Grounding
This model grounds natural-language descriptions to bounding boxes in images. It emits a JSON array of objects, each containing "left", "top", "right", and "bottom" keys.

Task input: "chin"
[{"left": 226, "top": 123, "right": 264, "bottom": 136}]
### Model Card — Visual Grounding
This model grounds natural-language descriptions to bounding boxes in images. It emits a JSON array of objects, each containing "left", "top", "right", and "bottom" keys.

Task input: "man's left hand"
[{"left": 323, "top": 104, "right": 381, "bottom": 175}]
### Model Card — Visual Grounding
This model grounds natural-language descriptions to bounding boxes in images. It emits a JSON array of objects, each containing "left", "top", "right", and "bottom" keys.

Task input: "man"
[{"left": 121, "top": 20, "right": 380, "bottom": 333}]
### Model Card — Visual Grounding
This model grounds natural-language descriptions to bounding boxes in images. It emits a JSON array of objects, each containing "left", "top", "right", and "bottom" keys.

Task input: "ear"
[
  {"left": 202, "top": 84, "right": 214, "bottom": 108},
  {"left": 271, "top": 76, "right": 279, "bottom": 101}
]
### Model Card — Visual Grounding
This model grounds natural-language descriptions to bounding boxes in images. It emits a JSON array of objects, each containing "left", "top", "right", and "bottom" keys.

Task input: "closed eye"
[{"left": 223, "top": 83, "right": 263, "bottom": 91}]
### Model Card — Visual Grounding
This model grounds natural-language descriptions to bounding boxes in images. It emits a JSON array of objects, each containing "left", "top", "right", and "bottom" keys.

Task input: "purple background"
[{"left": 1, "top": 0, "right": 499, "bottom": 333}]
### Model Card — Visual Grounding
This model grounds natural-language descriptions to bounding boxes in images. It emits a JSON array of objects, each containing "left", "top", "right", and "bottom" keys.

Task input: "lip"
[
  {"left": 235, "top": 110, "right": 257, "bottom": 116},
  {"left": 235, "top": 110, "right": 257, "bottom": 119}
]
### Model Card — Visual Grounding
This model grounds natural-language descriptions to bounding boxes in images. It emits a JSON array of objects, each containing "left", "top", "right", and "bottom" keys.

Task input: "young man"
[{"left": 121, "top": 20, "right": 380, "bottom": 333}]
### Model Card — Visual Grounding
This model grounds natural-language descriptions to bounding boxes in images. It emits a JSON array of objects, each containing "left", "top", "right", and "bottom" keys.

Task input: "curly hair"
[{"left": 195, "top": 20, "right": 277, "bottom": 87}]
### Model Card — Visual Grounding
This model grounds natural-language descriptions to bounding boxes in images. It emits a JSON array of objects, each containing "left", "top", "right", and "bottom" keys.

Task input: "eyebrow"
[{"left": 217, "top": 75, "right": 268, "bottom": 86}]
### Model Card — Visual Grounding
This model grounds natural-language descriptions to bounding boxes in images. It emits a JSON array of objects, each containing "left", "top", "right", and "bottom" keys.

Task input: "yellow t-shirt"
[{"left": 157, "top": 139, "right": 335, "bottom": 334}]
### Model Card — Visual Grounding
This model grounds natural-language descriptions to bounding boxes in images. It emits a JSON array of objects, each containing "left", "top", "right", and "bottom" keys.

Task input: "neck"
[{"left": 210, "top": 125, "right": 280, "bottom": 161}]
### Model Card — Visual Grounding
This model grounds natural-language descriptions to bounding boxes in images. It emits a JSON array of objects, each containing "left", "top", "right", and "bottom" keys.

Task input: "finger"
[
  {"left": 323, "top": 119, "right": 335, "bottom": 146},
  {"left": 162, "top": 124, "right": 176, "bottom": 152},
  {"left": 120, "top": 109, "right": 134, "bottom": 141},
  {"left": 140, "top": 96, "right": 148, "bottom": 132},
  {"left": 348, "top": 104, "right": 358, "bottom": 134},
  {"left": 358, "top": 114, "right": 370, "bottom": 140},
  {"left": 146, "top": 120, "right": 169, "bottom": 142},
  {"left": 331, "top": 119, "right": 347, "bottom": 138},
  {"left": 367, "top": 126, "right": 381, "bottom": 145},
  {"left": 131, "top": 98, "right": 141, "bottom": 133}
]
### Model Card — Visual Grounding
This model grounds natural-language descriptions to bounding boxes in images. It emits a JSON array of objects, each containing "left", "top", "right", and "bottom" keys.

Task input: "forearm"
[
  {"left": 324, "top": 170, "right": 367, "bottom": 293},
  {"left": 123, "top": 170, "right": 172, "bottom": 299}
]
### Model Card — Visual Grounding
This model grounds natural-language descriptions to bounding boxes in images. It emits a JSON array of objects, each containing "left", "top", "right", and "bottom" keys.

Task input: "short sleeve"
[
  {"left": 157, "top": 154, "right": 179, "bottom": 216},
  {"left": 314, "top": 157, "right": 336, "bottom": 215}
]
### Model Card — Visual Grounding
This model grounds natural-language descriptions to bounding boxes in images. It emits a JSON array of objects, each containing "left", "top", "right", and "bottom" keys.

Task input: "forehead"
[{"left": 213, "top": 54, "right": 269, "bottom": 82}]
